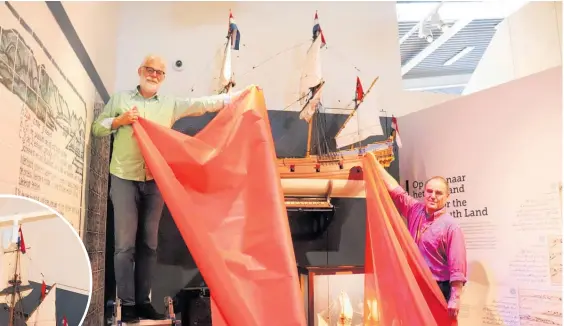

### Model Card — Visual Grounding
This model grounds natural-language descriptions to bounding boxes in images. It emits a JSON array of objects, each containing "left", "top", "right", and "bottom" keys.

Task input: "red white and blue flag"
[
  {"left": 228, "top": 11, "right": 241, "bottom": 50},
  {"left": 18, "top": 225, "right": 26, "bottom": 254},
  {"left": 312, "top": 11, "right": 326, "bottom": 47},
  {"left": 391, "top": 116, "right": 403, "bottom": 148}
]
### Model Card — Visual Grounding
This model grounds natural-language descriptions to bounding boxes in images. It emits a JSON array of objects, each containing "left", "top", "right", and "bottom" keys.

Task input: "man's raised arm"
[
  {"left": 373, "top": 160, "right": 418, "bottom": 219},
  {"left": 172, "top": 90, "right": 244, "bottom": 122}
]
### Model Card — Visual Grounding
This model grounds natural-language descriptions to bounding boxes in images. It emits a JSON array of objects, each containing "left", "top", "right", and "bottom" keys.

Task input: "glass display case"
[{"left": 298, "top": 265, "right": 366, "bottom": 326}]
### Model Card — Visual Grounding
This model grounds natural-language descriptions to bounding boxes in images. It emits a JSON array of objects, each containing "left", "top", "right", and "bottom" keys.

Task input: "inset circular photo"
[{"left": 0, "top": 195, "right": 92, "bottom": 325}]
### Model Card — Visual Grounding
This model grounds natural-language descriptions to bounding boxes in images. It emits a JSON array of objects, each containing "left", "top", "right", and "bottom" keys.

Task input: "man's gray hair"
[{"left": 425, "top": 176, "right": 450, "bottom": 195}]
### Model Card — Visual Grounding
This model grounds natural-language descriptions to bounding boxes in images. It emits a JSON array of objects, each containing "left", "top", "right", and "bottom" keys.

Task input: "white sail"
[
  {"left": 219, "top": 36, "right": 233, "bottom": 91},
  {"left": 299, "top": 81, "right": 325, "bottom": 123},
  {"left": 26, "top": 283, "right": 57, "bottom": 325},
  {"left": 299, "top": 33, "right": 323, "bottom": 109},
  {"left": 335, "top": 123, "right": 384, "bottom": 149}
]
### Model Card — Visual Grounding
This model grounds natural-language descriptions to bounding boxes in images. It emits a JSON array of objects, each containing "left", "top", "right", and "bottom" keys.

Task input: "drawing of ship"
[
  {"left": 0, "top": 216, "right": 58, "bottom": 326},
  {"left": 216, "top": 11, "right": 399, "bottom": 210}
]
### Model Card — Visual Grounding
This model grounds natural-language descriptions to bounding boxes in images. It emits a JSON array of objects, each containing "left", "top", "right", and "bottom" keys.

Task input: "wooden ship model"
[
  {"left": 0, "top": 216, "right": 58, "bottom": 326},
  {"left": 276, "top": 12, "right": 396, "bottom": 210},
  {"left": 216, "top": 11, "right": 397, "bottom": 210}
]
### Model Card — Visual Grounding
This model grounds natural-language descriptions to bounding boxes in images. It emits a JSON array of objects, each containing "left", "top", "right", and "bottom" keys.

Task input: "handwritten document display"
[
  {"left": 458, "top": 285, "right": 520, "bottom": 326},
  {"left": 509, "top": 236, "right": 550, "bottom": 286},
  {"left": 519, "top": 289, "right": 562, "bottom": 326},
  {"left": 481, "top": 287, "right": 520, "bottom": 326},
  {"left": 512, "top": 183, "right": 562, "bottom": 233},
  {"left": 0, "top": 10, "right": 86, "bottom": 229},
  {"left": 548, "top": 235, "right": 562, "bottom": 286}
]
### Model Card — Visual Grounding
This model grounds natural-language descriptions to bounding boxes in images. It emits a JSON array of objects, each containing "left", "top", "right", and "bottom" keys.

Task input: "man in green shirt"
[{"left": 92, "top": 55, "right": 241, "bottom": 322}]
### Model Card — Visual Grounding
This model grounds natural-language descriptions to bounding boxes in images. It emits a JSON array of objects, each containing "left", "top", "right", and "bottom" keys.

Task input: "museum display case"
[{"left": 298, "top": 265, "right": 369, "bottom": 326}]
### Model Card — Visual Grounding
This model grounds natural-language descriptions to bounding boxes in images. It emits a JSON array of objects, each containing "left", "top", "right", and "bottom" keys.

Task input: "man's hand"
[
  {"left": 112, "top": 107, "right": 139, "bottom": 129},
  {"left": 448, "top": 281, "right": 463, "bottom": 319},
  {"left": 447, "top": 296, "right": 460, "bottom": 319}
]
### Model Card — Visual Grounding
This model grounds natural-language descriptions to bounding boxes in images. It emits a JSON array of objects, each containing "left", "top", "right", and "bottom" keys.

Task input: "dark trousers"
[
  {"left": 110, "top": 174, "right": 165, "bottom": 306},
  {"left": 437, "top": 281, "right": 451, "bottom": 302}
]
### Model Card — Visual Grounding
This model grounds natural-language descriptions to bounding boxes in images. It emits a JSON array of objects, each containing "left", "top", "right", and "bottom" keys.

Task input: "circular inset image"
[{"left": 0, "top": 195, "right": 92, "bottom": 325}]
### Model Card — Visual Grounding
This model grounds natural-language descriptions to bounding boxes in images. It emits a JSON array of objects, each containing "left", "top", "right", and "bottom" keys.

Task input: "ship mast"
[
  {"left": 6, "top": 236, "right": 27, "bottom": 326},
  {"left": 299, "top": 11, "right": 326, "bottom": 157},
  {"left": 333, "top": 76, "right": 379, "bottom": 151},
  {"left": 219, "top": 10, "right": 240, "bottom": 95}
]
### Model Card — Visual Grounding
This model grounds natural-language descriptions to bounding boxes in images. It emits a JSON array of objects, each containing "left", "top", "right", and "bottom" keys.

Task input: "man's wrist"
[
  {"left": 111, "top": 117, "right": 122, "bottom": 130},
  {"left": 450, "top": 281, "right": 463, "bottom": 299}
]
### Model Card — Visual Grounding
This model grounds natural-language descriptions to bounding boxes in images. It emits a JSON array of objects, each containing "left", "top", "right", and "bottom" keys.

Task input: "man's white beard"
[{"left": 140, "top": 79, "right": 159, "bottom": 93}]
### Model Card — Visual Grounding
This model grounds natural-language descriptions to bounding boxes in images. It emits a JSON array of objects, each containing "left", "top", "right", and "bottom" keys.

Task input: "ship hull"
[{"left": 277, "top": 140, "right": 395, "bottom": 199}]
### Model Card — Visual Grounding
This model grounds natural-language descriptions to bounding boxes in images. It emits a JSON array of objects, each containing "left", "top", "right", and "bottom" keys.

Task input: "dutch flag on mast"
[
  {"left": 228, "top": 10, "right": 241, "bottom": 51},
  {"left": 17, "top": 225, "right": 26, "bottom": 254},
  {"left": 312, "top": 11, "right": 326, "bottom": 47}
]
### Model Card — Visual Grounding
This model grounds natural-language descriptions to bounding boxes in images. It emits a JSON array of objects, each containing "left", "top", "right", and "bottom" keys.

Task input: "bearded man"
[
  {"left": 92, "top": 55, "right": 242, "bottom": 322},
  {"left": 373, "top": 160, "right": 468, "bottom": 320}
]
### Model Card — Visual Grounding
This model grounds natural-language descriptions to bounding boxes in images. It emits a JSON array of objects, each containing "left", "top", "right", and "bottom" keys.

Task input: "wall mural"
[{"left": 0, "top": 2, "right": 87, "bottom": 230}]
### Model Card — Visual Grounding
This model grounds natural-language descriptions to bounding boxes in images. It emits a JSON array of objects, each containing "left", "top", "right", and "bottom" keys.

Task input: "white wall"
[
  {"left": 397, "top": 67, "right": 562, "bottom": 325},
  {"left": 464, "top": 1, "right": 562, "bottom": 94},
  {"left": 0, "top": 1, "right": 103, "bottom": 233},
  {"left": 113, "top": 1, "right": 456, "bottom": 142},
  {"left": 62, "top": 1, "right": 121, "bottom": 93},
  {"left": 0, "top": 196, "right": 90, "bottom": 294}
]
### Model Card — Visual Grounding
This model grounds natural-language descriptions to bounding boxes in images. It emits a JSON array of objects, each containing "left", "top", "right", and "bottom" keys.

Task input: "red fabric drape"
[
  {"left": 362, "top": 153, "right": 457, "bottom": 326},
  {"left": 132, "top": 85, "right": 306, "bottom": 326}
]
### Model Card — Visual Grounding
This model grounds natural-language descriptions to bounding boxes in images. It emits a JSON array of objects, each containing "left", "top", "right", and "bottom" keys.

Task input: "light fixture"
[
  {"left": 418, "top": 21, "right": 434, "bottom": 43},
  {"left": 444, "top": 46, "right": 475, "bottom": 66}
]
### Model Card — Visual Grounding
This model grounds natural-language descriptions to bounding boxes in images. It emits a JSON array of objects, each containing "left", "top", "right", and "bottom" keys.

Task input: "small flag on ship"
[
  {"left": 356, "top": 76, "right": 364, "bottom": 103},
  {"left": 18, "top": 225, "right": 26, "bottom": 254},
  {"left": 41, "top": 280, "right": 47, "bottom": 300},
  {"left": 228, "top": 11, "right": 241, "bottom": 50},
  {"left": 391, "top": 116, "right": 403, "bottom": 148},
  {"left": 313, "top": 11, "right": 326, "bottom": 47}
]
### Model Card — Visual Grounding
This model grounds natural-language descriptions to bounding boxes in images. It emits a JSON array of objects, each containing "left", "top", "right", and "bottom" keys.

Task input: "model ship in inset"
[
  {"left": 0, "top": 217, "right": 57, "bottom": 326},
  {"left": 277, "top": 12, "right": 397, "bottom": 209}
]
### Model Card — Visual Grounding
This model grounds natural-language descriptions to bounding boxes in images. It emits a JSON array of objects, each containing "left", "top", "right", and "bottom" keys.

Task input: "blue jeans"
[{"left": 110, "top": 174, "right": 164, "bottom": 306}]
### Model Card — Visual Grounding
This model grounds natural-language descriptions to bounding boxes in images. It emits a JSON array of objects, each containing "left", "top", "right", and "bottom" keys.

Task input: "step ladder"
[{"left": 108, "top": 294, "right": 180, "bottom": 325}]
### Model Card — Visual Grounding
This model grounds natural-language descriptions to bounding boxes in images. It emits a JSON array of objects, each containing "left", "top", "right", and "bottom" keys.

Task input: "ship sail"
[
  {"left": 333, "top": 76, "right": 383, "bottom": 149},
  {"left": 26, "top": 283, "right": 57, "bottom": 325},
  {"left": 219, "top": 10, "right": 241, "bottom": 94},
  {"left": 299, "top": 11, "right": 326, "bottom": 123}
]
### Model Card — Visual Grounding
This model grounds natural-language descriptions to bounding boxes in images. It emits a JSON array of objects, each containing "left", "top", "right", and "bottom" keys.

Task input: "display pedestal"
[
  {"left": 298, "top": 265, "right": 365, "bottom": 326},
  {"left": 180, "top": 287, "right": 211, "bottom": 326}
]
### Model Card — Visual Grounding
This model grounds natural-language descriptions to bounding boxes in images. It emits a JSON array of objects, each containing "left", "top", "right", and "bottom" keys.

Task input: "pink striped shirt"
[{"left": 389, "top": 186, "right": 467, "bottom": 283}]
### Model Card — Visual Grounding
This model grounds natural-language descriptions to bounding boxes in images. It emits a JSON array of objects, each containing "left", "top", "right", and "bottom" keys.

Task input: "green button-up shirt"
[{"left": 91, "top": 87, "right": 230, "bottom": 181}]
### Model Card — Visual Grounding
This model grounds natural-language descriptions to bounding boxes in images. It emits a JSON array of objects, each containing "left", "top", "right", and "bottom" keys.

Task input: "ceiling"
[{"left": 396, "top": 1, "right": 527, "bottom": 95}]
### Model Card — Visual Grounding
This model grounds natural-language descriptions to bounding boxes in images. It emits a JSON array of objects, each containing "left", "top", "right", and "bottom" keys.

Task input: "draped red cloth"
[
  {"left": 131, "top": 85, "right": 306, "bottom": 326},
  {"left": 130, "top": 83, "right": 457, "bottom": 326},
  {"left": 362, "top": 152, "right": 457, "bottom": 326}
]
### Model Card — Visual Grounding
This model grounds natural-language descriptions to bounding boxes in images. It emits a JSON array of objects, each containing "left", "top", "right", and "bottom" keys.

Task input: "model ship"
[
  {"left": 0, "top": 219, "right": 57, "bottom": 325},
  {"left": 215, "top": 11, "right": 397, "bottom": 209},
  {"left": 277, "top": 11, "right": 396, "bottom": 209}
]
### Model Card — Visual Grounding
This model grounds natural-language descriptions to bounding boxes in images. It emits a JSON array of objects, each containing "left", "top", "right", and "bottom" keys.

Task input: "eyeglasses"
[{"left": 143, "top": 66, "right": 166, "bottom": 77}]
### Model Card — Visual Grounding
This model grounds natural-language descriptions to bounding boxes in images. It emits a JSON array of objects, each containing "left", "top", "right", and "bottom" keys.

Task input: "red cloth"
[
  {"left": 132, "top": 85, "right": 306, "bottom": 326},
  {"left": 362, "top": 152, "right": 457, "bottom": 326}
]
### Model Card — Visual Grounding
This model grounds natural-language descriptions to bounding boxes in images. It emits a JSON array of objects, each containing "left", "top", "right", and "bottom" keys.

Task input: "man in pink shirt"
[{"left": 373, "top": 160, "right": 467, "bottom": 319}]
